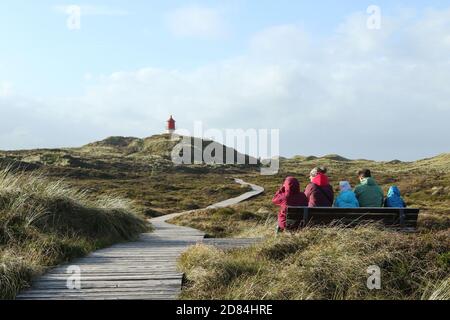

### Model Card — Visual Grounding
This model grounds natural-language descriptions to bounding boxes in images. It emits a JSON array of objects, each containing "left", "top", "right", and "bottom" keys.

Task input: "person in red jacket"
[
  {"left": 304, "top": 167, "right": 334, "bottom": 207},
  {"left": 272, "top": 176, "right": 308, "bottom": 232}
]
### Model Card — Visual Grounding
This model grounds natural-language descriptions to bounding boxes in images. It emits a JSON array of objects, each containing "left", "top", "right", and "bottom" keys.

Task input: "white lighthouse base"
[{"left": 166, "top": 130, "right": 179, "bottom": 141}]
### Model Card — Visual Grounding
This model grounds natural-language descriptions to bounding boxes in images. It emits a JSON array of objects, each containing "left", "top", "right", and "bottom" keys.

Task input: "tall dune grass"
[
  {"left": 0, "top": 167, "right": 149, "bottom": 299},
  {"left": 178, "top": 226, "right": 449, "bottom": 300}
]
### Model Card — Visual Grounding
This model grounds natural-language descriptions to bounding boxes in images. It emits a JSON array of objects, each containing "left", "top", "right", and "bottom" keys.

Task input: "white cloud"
[
  {"left": 84, "top": 73, "right": 93, "bottom": 81},
  {"left": 2, "top": 8, "right": 450, "bottom": 160},
  {"left": 166, "top": 5, "right": 226, "bottom": 38},
  {"left": 53, "top": 4, "right": 129, "bottom": 16},
  {"left": 0, "top": 82, "right": 13, "bottom": 97},
  {"left": 249, "top": 25, "right": 311, "bottom": 61}
]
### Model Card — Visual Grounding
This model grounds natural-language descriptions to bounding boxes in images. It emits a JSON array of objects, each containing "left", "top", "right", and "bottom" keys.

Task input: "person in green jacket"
[{"left": 354, "top": 169, "right": 384, "bottom": 207}]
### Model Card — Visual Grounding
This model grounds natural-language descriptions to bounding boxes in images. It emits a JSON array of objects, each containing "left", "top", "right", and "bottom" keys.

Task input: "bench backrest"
[{"left": 286, "top": 207, "right": 420, "bottom": 230}]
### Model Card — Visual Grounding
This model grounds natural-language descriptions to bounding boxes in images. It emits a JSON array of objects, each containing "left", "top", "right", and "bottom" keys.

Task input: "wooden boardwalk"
[{"left": 17, "top": 180, "right": 264, "bottom": 300}]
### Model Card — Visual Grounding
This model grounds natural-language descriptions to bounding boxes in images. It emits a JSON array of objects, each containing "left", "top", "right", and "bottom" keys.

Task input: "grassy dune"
[
  {"left": 66, "top": 172, "right": 250, "bottom": 217},
  {"left": 174, "top": 154, "right": 450, "bottom": 300},
  {"left": 0, "top": 168, "right": 149, "bottom": 299},
  {"left": 0, "top": 135, "right": 254, "bottom": 217},
  {"left": 179, "top": 226, "right": 450, "bottom": 300}
]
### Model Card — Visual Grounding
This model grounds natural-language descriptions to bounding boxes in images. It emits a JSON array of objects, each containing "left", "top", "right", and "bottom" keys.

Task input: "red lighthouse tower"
[{"left": 167, "top": 115, "right": 176, "bottom": 134}]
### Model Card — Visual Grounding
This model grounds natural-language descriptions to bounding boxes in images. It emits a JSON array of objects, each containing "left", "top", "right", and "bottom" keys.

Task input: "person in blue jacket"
[
  {"left": 384, "top": 186, "right": 406, "bottom": 208},
  {"left": 334, "top": 181, "right": 359, "bottom": 208}
]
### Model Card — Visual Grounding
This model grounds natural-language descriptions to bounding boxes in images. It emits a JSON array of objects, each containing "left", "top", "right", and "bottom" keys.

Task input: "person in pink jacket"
[
  {"left": 272, "top": 177, "right": 308, "bottom": 232},
  {"left": 304, "top": 167, "right": 334, "bottom": 207}
]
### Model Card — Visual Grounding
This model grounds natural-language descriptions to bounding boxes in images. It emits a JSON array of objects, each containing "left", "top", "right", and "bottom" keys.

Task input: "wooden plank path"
[{"left": 17, "top": 179, "right": 264, "bottom": 300}]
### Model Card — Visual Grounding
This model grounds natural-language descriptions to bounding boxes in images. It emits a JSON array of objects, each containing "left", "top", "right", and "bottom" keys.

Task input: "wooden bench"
[{"left": 286, "top": 207, "right": 420, "bottom": 231}]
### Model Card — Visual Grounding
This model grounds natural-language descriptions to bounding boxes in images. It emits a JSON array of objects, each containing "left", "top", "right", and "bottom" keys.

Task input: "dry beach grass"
[
  {"left": 178, "top": 226, "right": 450, "bottom": 300},
  {"left": 0, "top": 168, "right": 149, "bottom": 299}
]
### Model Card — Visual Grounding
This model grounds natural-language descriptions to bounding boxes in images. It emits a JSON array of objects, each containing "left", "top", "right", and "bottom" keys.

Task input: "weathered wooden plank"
[
  {"left": 36, "top": 277, "right": 182, "bottom": 284},
  {"left": 48, "top": 267, "right": 179, "bottom": 271},
  {"left": 49, "top": 264, "right": 179, "bottom": 268},
  {"left": 19, "top": 287, "right": 181, "bottom": 295},
  {"left": 37, "top": 273, "right": 180, "bottom": 278},
  {"left": 39, "top": 267, "right": 179, "bottom": 271},
  {"left": 37, "top": 268, "right": 177, "bottom": 279},
  {"left": 30, "top": 282, "right": 181, "bottom": 289},
  {"left": 19, "top": 296, "right": 175, "bottom": 300},
  {"left": 29, "top": 281, "right": 181, "bottom": 290},
  {"left": 33, "top": 276, "right": 182, "bottom": 283},
  {"left": 20, "top": 297, "right": 176, "bottom": 300}
]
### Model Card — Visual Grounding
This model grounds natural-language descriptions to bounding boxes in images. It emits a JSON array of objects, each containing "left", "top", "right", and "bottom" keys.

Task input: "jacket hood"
[
  {"left": 312, "top": 173, "right": 330, "bottom": 187},
  {"left": 284, "top": 176, "right": 301, "bottom": 195},
  {"left": 387, "top": 186, "right": 401, "bottom": 197},
  {"left": 339, "top": 181, "right": 352, "bottom": 192},
  {"left": 361, "top": 177, "right": 377, "bottom": 186}
]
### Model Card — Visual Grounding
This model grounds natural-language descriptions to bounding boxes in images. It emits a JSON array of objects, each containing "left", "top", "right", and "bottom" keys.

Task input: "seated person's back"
[
  {"left": 354, "top": 169, "right": 384, "bottom": 207},
  {"left": 384, "top": 186, "right": 406, "bottom": 208},
  {"left": 305, "top": 167, "right": 334, "bottom": 207},
  {"left": 272, "top": 177, "right": 308, "bottom": 231},
  {"left": 334, "top": 181, "right": 359, "bottom": 208}
]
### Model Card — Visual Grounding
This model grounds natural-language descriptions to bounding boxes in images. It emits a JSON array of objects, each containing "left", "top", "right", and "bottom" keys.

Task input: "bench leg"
[
  {"left": 399, "top": 209, "right": 405, "bottom": 228},
  {"left": 302, "top": 208, "right": 310, "bottom": 228}
]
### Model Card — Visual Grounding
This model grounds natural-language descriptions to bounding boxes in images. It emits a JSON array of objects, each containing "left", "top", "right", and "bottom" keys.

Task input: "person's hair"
[
  {"left": 358, "top": 169, "right": 372, "bottom": 178},
  {"left": 310, "top": 166, "right": 328, "bottom": 177}
]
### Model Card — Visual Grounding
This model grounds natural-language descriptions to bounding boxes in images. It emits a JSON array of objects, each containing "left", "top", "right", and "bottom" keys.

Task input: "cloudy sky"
[{"left": 0, "top": 0, "right": 449, "bottom": 161}]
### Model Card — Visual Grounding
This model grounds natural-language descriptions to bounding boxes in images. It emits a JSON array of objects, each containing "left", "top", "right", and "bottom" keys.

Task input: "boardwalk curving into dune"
[{"left": 17, "top": 179, "right": 264, "bottom": 300}]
